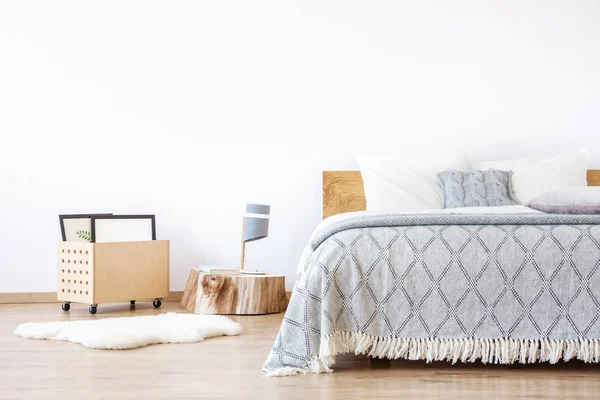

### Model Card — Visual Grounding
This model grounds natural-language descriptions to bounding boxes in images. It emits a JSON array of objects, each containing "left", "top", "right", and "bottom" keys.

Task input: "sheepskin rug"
[{"left": 14, "top": 312, "right": 242, "bottom": 349}]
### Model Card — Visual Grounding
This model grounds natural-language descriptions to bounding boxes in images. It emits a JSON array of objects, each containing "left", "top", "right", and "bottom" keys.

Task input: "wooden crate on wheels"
[{"left": 58, "top": 240, "right": 169, "bottom": 314}]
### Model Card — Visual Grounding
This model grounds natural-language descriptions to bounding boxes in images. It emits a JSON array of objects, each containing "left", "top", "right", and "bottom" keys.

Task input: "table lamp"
[{"left": 239, "top": 203, "right": 270, "bottom": 275}]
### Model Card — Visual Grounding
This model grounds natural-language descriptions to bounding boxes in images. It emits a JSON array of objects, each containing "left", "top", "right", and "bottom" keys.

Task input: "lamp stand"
[
  {"left": 239, "top": 217, "right": 246, "bottom": 271},
  {"left": 239, "top": 242, "right": 247, "bottom": 272}
]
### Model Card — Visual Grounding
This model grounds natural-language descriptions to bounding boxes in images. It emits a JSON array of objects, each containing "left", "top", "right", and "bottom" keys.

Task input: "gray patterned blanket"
[{"left": 264, "top": 213, "right": 600, "bottom": 376}]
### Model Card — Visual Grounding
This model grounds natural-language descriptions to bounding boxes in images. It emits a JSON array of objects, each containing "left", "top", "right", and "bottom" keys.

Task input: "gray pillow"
[
  {"left": 528, "top": 187, "right": 600, "bottom": 214},
  {"left": 438, "top": 169, "right": 519, "bottom": 208}
]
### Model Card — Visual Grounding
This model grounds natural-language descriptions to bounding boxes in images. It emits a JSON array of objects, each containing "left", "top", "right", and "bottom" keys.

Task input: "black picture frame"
[
  {"left": 90, "top": 215, "right": 156, "bottom": 243},
  {"left": 59, "top": 214, "right": 112, "bottom": 241}
]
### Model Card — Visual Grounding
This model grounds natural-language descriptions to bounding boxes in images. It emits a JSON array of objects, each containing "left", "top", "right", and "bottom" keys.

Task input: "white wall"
[{"left": 1, "top": 0, "right": 599, "bottom": 292}]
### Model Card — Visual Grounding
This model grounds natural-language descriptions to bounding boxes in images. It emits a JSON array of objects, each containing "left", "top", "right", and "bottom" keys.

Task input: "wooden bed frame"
[{"left": 323, "top": 170, "right": 600, "bottom": 219}]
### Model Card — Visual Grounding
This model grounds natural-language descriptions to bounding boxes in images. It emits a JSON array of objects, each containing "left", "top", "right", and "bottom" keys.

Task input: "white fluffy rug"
[{"left": 14, "top": 312, "right": 242, "bottom": 349}]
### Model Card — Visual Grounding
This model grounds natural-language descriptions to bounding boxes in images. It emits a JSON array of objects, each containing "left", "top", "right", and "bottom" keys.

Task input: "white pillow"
[
  {"left": 356, "top": 154, "right": 468, "bottom": 211},
  {"left": 472, "top": 150, "right": 588, "bottom": 205}
]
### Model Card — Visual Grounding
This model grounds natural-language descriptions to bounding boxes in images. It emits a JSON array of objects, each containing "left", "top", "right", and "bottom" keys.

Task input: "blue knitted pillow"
[{"left": 437, "top": 169, "right": 519, "bottom": 208}]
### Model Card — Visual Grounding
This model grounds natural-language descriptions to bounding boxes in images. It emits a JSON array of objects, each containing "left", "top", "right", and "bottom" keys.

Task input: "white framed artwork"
[
  {"left": 59, "top": 214, "right": 112, "bottom": 242},
  {"left": 91, "top": 215, "right": 156, "bottom": 243}
]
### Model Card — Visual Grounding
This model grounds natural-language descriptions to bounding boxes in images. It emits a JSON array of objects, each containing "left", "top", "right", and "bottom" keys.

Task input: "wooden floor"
[{"left": 2, "top": 303, "right": 600, "bottom": 399}]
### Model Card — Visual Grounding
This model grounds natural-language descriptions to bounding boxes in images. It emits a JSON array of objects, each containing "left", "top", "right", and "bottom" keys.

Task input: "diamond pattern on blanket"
[{"left": 264, "top": 221, "right": 600, "bottom": 374}]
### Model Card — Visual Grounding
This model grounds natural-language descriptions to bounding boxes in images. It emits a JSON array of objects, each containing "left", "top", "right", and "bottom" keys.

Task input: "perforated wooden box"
[{"left": 58, "top": 240, "right": 169, "bottom": 306}]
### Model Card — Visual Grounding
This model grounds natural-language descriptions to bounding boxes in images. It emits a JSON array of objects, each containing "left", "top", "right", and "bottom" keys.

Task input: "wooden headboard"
[{"left": 322, "top": 170, "right": 600, "bottom": 219}]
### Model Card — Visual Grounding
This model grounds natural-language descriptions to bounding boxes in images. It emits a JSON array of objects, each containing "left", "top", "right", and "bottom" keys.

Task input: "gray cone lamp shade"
[{"left": 239, "top": 204, "right": 270, "bottom": 274}]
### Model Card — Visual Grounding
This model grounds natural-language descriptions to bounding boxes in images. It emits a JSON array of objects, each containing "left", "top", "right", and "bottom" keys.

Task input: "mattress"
[{"left": 265, "top": 207, "right": 600, "bottom": 376}]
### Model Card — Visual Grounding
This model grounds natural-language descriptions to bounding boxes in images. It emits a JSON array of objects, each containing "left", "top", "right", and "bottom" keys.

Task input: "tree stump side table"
[{"left": 179, "top": 269, "right": 288, "bottom": 315}]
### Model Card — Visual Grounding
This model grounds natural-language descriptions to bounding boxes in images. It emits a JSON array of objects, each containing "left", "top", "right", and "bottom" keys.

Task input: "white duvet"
[{"left": 297, "top": 205, "right": 540, "bottom": 277}]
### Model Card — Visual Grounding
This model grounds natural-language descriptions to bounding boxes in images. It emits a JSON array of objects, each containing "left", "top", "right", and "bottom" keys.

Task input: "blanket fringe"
[
  {"left": 264, "top": 356, "right": 334, "bottom": 377},
  {"left": 265, "top": 333, "right": 600, "bottom": 377}
]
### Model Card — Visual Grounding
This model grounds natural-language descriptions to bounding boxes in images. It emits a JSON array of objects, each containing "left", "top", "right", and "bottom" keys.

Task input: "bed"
[{"left": 264, "top": 170, "right": 600, "bottom": 376}]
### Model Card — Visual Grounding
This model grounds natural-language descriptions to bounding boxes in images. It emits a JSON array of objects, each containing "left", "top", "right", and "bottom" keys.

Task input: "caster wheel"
[
  {"left": 62, "top": 302, "right": 70, "bottom": 312},
  {"left": 153, "top": 298, "right": 162, "bottom": 309},
  {"left": 130, "top": 300, "right": 136, "bottom": 306},
  {"left": 89, "top": 305, "right": 98, "bottom": 314}
]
